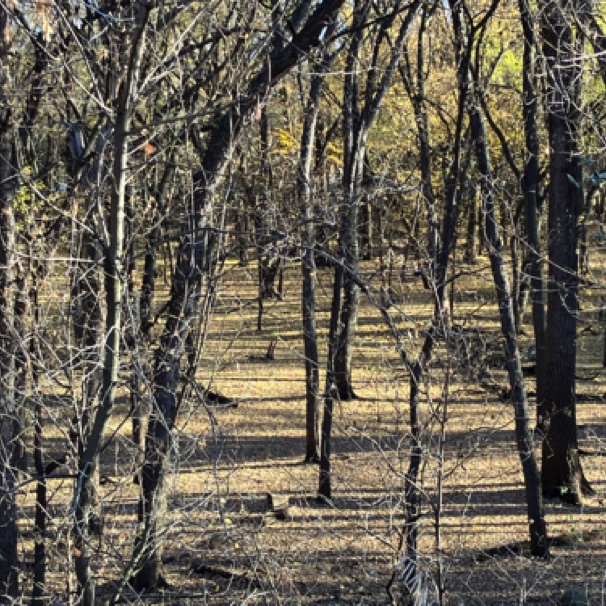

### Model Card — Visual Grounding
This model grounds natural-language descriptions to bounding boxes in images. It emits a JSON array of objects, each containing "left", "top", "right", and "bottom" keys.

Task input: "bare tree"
[
  {"left": 335, "top": 0, "right": 421, "bottom": 400},
  {"left": 131, "top": 1, "right": 347, "bottom": 591},
  {"left": 539, "top": 0, "right": 593, "bottom": 503}
]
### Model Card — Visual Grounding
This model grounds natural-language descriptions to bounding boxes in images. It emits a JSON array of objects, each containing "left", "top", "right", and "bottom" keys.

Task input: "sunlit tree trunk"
[{"left": 299, "top": 54, "right": 334, "bottom": 463}]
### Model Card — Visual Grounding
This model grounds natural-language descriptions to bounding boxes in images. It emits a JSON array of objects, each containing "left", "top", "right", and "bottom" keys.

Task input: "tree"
[
  {"left": 131, "top": 1, "right": 348, "bottom": 591},
  {"left": 540, "top": 0, "right": 593, "bottom": 504},
  {"left": 334, "top": 0, "right": 421, "bottom": 400},
  {"left": 465, "top": 0, "right": 549, "bottom": 555},
  {"left": 0, "top": 11, "right": 19, "bottom": 597},
  {"left": 70, "top": 4, "right": 152, "bottom": 603},
  {"left": 298, "top": 51, "right": 336, "bottom": 464},
  {"left": 518, "top": 0, "right": 547, "bottom": 430}
]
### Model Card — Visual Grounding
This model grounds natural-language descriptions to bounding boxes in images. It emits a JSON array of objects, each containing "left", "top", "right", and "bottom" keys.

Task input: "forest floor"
[{"left": 19, "top": 253, "right": 606, "bottom": 605}]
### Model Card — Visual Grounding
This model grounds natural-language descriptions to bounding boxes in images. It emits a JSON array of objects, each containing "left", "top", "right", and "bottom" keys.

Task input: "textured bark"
[
  {"left": 0, "top": 15, "right": 19, "bottom": 600},
  {"left": 319, "top": 265, "right": 342, "bottom": 500},
  {"left": 519, "top": 0, "right": 547, "bottom": 428},
  {"left": 299, "top": 55, "right": 332, "bottom": 464},
  {"left": 468, "top": 72, "right": 548, "bottom": 556},
  {"left": 334, "top": 1, "right": 367, "bottom": 400},
  {"left": 540, "top": 0, "right": 592, "bottom": 504},
  {"left": 74, "top": 7, "right": 151, "bottom": 604},
  {"left": 401, "top": 5, "right": 439, "bottom": 272},
  {"left": 0, "top": 136, "right": 19, "bottom": 603},
  {"left": 334, "top": 0, "right": 421, "bottom": 400},
  {"left": 393, "top": 4, "right": 469, "bottom": 597}
]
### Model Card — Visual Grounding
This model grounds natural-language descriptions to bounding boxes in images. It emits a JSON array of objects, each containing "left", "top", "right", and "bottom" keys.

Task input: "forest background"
[{"left": 0, "top": 0, "right": 605, "bottom": 604}]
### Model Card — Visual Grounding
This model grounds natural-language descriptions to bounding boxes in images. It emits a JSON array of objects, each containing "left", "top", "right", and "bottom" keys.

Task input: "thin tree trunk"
[
  {"left": 299, "top": 55, "right": 332, "bottom": 464},
  {"left": 0, "top": 17, "right": 19, "bottom": 597},
  {"left": 519, "top": 0, "right": 547, "bottom": 429},
  {"left": 401, "top": 4, "right": 439, "bottom": 274},
  {"left": 74, "top": 9, "right": 151, "bottom": 603},
  {"left": 468, "top": 73, "right": 549, "bottom": 556},
  {"left": 31, "top": 270, "right": 47, "bottom": 605},
  {"left": 0, "top": 135, "right": 19, "bottom": 603},
  {"left": 335, "top": 0, "right": 421, "bottom": 400},
  {"left": 319, "top": 264, "right": 343, "bottom": 500}
]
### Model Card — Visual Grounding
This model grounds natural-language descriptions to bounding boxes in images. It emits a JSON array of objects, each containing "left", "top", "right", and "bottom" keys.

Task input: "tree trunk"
[
  {"left": 299, "top": 55, "right": 332, "bottom": 464},
  {"left": 540, "top": 0, "right": 592, "bottom": 503},
  {"left": 0, "top": 19, "right": 19, "bottom": 599},
  {"left": 335, "top": 0, "right": 421, "bottom": 400},
  {"left": 519, "top": 0, "right": 547, "bottom": 430},
  {"left": 74, "top": 9, "right": 151, "bottom": 603},
  {"left": 0, "top": 135, "right": 19, "bottom": 603},
  {"left": 468, "top": 67, "right": 549, "bottom": 556},
  {"left": 334, "top": 2, "right": 366, "bottom": 401},
  {"left": 319, "top": 264, "right": 343, "bottom": 500}
]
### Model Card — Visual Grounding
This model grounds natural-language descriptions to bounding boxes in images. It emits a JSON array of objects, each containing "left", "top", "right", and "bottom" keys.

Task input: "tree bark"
[
  {"left": 519, "top": 0, "right": 547, "bottom": 429},
  {"left": 319, "top": 264, "right": 343, "bottom": 500},
  {"left": 540, "top": 0, "right": 592, "bottom": 504},
  {"left": 299, "top": 54, "right": 333, "bottom": 464},
  {"left": 334, "top": 0, "right": 421, "bottom": 400},
  {"left": 0, "top": 15, "right": 19, "bottom": 600},
  {"left": 468, "top": 67, "right": 549, "bottom": 557},
  {"left": 0, "top": 134, "right": 19, "bottom": 604},
  {"left": 73, "top": 7, "right": 151, "bottom": 603}
]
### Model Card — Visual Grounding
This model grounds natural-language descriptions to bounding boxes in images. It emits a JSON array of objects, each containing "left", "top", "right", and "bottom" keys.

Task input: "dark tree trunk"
[
  {"left": 400, "top": 3, "right": 440, "bottom": 288},
  {"left": 0, "top": 20, "right": 19, "bottom": 597},
  {"left": 391, "top": 5, "right": 468, "bottom": 597},
  {"left": 400, "top": 330, "right": 434, "bottom": 604},
  {"left": 74, "top": 10, "right": 152, "bottom": 603},
  {"left": 299, "top": 55, "right": 332, "bottom": 464},
  {"left": 31, "top": 280, "right": 46, "bottom": 606},
  {"left": 464, "top": 188, "right": 477, "bottom": 264},
  {"left": 319, "top": 264, "right": 343, "bottom": 500},
  {"left": 468, "top": 57, "right": 549, "bottom": 555},
  {"left": 0, "top": 136, "right": 19, "bottom": 603},
  {"left": 334, "top": 0, "right": 421, "bottom": 400},
  {"left": 135, "top": 159, "right": 176, "bottom": 482},
  {"left": 519, "top": 0, "right": 547, "bottom": 429},
  {"left": 540, "top": 0, "right": 592, "bottom": 503},
  {"left": 334, "top": 2, "right": 366, "bottom": 401}
]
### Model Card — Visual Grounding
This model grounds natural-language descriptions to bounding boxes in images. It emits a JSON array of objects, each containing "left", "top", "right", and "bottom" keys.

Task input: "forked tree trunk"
[
  {"left": 391, "top": 4, "right": 468, "bottom": 599},
  {"left": 74, "top": 8, "right": 151, "bottom": 603},
  {"left": 334, "top": 2, "right": 366, "bottom": 401},
  {"left": 334, "top": 0, "right": 421, "bottom": 400}
]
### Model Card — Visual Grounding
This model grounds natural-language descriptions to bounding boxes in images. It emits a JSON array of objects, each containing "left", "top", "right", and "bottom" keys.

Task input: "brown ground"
[{"left": 18, "top": 255, "right": 606, "bottom": 605}]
